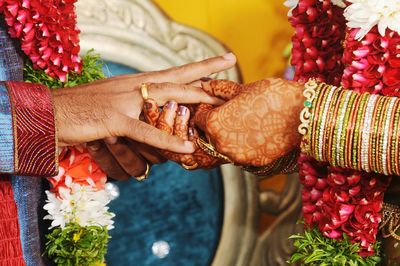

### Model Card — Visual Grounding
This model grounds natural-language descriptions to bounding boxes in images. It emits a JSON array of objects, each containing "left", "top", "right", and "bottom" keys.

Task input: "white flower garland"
[
  {"left": 344, "top": 0, "right": 400, "bottom": 40},
  {"left": 44, "top": 177, "right": 115, "bottom": 230}
]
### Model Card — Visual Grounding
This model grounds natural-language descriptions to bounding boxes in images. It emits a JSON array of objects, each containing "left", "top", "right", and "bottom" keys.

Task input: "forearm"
[{"left": 0, "top": 81, "right": 58, "bottom": 177}]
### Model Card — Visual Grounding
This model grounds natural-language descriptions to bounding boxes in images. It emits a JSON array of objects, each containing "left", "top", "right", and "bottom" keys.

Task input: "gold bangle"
[
  {"left": 298, "top": 79, "right": 318, "bottom": 136},
  {"left": 140, "top": 83, "right": 149, "bottom": 100},
  {"left": 196, "top": 137, "right": 234, "bottom": 164},
  {"left": 181, "top": 162, "right": 199, "bottom": 170},
  {"left": 134, "top": 162, "right": 151, "bottom": 181}
]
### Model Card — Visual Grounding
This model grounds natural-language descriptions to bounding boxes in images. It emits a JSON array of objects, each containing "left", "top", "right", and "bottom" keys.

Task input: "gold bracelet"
[
  {"left": 196, "top": 138, "right": 234, "bottom": 164},
  {"left": 298, "top": 79, "right": 318, "bottom": 136}
]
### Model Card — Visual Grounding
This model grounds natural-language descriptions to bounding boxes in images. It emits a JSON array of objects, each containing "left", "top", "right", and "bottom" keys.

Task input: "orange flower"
[{"left": 49, "top": 146, "right": 107, "bottom": 195}]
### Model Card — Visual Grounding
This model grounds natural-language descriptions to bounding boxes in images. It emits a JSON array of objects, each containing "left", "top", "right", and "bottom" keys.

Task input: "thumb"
[
  {"left": 120, "top": 117, "right": 195, "bottom": 153},
  {"left": 201, "top": 79, "right": 244, "bottom": 100},
  {"left": 193, "top": 103, "right": 214, "bottom": 131}
]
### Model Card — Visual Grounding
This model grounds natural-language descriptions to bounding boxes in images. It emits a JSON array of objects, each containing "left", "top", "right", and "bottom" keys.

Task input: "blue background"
[{"left": 103, "top": 62, "right": 224, "bottom": 266}]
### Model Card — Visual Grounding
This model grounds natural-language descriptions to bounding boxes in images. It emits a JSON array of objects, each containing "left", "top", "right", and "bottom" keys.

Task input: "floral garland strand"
[
  {"left": 3, "top": 0, "right": 115, "bottom": 264},
  {"left": 43, "top": 146, "right": 114, "bottom": 266},
  {"left": 286, "top": 0, "right": 346, "bottom": 85},
  {"left": 24, "top": 50, "right": 114, "bottom": 266},
  {"left": 287, "top": 0, "right": 399, "bottom": 263},
  {"left": 1, "top": 0, "right": 82, "bottom": 81}
]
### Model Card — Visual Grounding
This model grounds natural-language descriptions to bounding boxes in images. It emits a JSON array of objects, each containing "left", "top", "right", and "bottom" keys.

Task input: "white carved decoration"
[{"left": 76, "top": 0, "right": 239, "bottom": 81}]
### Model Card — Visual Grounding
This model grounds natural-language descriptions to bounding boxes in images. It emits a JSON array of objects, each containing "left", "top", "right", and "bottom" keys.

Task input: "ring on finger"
[
  {"left": 140, "top": 83, "right": 149, "bottom": 100},
  {"left": 134, "top": 162, "right": 151, "bottom": 181},
  {"left": 181, "top": 162, "right": 199, "bottom": 170}
]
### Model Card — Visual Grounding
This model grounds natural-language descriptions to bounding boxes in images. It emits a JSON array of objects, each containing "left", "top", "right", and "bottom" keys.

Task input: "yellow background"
[{"left": 153, "top": 0, "right": 293, "bottom": 82}]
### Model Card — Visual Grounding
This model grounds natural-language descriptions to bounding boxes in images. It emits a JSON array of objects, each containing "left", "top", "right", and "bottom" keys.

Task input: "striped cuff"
[
  {"left": 0, "top": 83, "right": 14, "bottom": 173},
  {"left": 4, "top": 81, "right": 57, "bottom": 177}
]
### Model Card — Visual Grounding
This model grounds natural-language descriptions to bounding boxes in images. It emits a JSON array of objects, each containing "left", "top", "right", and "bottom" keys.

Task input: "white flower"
[
  {"left": 284, "top": 0, "right": 299, "bottom": 16},
  {"left": 331, "top": 0, "right": 346, "bottom": 8},
  {"left": 344, "top": 0, "right": 400, "bottom": 40},
  {"left": 44, "top": 183, "right": 115, "bottom": 230}
]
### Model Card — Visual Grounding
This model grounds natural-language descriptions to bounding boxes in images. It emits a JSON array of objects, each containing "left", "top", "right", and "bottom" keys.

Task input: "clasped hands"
[
  {"left": 53, "top": 53, "right": 304, "bottom": 180},
  {"left": 143, "top": 78, "right": 304, "bottom": 170}
]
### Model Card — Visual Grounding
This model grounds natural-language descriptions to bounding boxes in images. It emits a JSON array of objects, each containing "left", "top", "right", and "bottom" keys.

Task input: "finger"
[
  {"left": 104, "top": 137, "right": 118, "bottom": 145},
  {"left": 172, "top": 106, "right": 198, "bottom": 167},
  {"left": 119, "top": 116, "right": 195, "bottom": 153},
  {"left": 126, "top": 140, "right": 167, "bottom": 164},
  {"left": 87, "top": 140, "right": 130, "bottom": 181},
  {"left": 143, "top": 99, "right": 160, "bottom": 126},
  {"left": 147, "top": 83, "right": 225, "bottom": 106},
  {"left": 193, "top": 103, "right": 214, "bottom": 131},
  {"left": 187, "top": 127, "right": 220, "bottom": 169},
  {"left": 146, "top": 53, "right": 237, "bottom": 84},
  {"left": 174, "top": 106, "right": 190, "bottom": 140},
  {"left": 189, "top": 80, "right": 202, "bottom": 87},
  {"left": 106, "top": 139, "right": 148, "bottom": 178},
  {"left": 201, "top": 79, "right": 244, "bottom": 100},
  {"left": 188, "top": 126, "right": 199, "bottom": 141},
  {"left": 157, "top": 101, "right": 178, "bottom": 134}
]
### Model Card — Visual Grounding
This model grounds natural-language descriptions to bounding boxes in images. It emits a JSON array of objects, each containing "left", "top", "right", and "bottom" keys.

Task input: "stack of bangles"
[{"left": 299, "top": 79, "right": 400, "bottom": 176}]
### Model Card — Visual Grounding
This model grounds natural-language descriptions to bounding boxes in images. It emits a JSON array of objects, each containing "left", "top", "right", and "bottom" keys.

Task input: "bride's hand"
[
  {"left": 141, "top": 80, "right": 246, "bottom": 169},
  {"left": 142, "top": 96, "right": 222, "bottom": 169},
  {"left": 194, "top": 78, "right": 304, "bottom": 167}
]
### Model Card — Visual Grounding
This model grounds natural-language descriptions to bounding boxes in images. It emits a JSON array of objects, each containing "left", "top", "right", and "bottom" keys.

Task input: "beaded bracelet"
[
  {"left": 298, "top": 80, "right": 400, "bottom": 176},
  {"left": 242, "top": 149, "right": 299, "bottom": 177}
]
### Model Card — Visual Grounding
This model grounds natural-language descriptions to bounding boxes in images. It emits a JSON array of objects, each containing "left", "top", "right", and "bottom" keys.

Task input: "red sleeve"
[{"left": 5, "top": 81, "right": 58, "bottom": 177}]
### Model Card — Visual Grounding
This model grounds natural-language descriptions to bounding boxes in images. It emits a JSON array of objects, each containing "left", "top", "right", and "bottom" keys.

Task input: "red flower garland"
[
  {"left": 1, "top": 0, "right": 82, "bottom": 81},
  {"left": 290, "top": 0, "right": 394, "bottom": 257},
  {"left": 342, "top": 28, "right": 400, "bottom": 96},
  {"left": 299, "top": 155, "right": 391, "bottom": 256},
  {"left": 289, "top": 0, "right": 346, "bottom": 86}
]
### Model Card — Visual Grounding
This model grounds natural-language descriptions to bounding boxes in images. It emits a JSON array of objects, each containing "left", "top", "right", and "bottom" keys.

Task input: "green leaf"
[
  {"left": 24, "top": 49, "right": 106, "bottom": 89},
  {"left": 45, "top": 223, "right": 109, "bottom": 266},
  {"left": 288, "top": 227, "right": 381, "bottom": 266}
]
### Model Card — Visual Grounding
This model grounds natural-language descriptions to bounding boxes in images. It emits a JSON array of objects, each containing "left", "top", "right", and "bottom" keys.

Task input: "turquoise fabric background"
[{"left": 103, "top": 62, "right": 224, "bottom": 266}]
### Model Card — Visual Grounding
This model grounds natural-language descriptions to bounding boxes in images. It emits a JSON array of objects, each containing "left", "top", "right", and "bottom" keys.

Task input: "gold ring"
[
  {"left": 196, "top": 138, "right": 234, "bottom": 164},
  {"left": 140, "top": 83, "right": 149, "bottom": 100},
  {"left": 181, "top": 162, "right": 199, "bottom": 170},
  {"left": 134, "top": 162, "right": 151, "bottom": 181}
]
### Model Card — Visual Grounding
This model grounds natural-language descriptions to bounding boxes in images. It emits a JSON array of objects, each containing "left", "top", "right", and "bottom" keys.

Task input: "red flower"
[
  {"left": 48, "top": 147, "right": 107, "bottom": 197},
  {"left": 2, "top": 0, "right": 82, "bottom": 81}
]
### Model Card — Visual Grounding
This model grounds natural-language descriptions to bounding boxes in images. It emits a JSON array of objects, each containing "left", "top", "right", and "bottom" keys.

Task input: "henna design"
[
  {"left": 193, "top": 103, "right": 213, "bottom": 131},
  {"left": 156, "top": 101, "right": 177, "bottom": 134},
  {"left": 201, "top": 78, "right": 304, "bottom": 166},
  {"left": 201, "top": 80, "right": 244, "bottom": 100},
  {"left": 143, "top": 99, "right": 160, "bottom": 126}
]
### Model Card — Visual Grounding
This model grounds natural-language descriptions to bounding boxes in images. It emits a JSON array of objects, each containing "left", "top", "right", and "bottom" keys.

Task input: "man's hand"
[{"left": 54, "top": 54, "right": 236, "bottom": 180}]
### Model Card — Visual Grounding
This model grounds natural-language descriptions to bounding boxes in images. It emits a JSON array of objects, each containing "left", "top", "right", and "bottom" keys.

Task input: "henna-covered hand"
[
  {"left": 142, "top": 98, "right": 222, "bottom": 169},
  {"left": 195, "top": 78, "right": 304, "bottom": 167}
]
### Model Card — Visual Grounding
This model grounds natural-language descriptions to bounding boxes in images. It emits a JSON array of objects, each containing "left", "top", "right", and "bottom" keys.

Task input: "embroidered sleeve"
[{"left": 0, "top": 81, "right": 58, "bottom": 177}]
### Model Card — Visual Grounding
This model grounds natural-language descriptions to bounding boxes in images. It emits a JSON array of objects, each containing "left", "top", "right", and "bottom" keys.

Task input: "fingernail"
[
  {"left": 87, "top": 142, "right": 100, "bottom": 151},
  {"left": 184, "top": 141, "right": 195, "bottom": 152},
  {"left": 105, "top": 137, "right": 118, "bottom": 145},
  {"left": 223, "top": 52, "right": 235, "bottom": 61},
  {"left": 166, "top": 101, "right": 177, "bottom": 110},
  {"left": 178, "top": 106, "right": 188, "bottom": 116},
  {"left": 188, "top": 127, "right": 194, "bottom": 137},
  {"left": 200, "top": 77, "right": 212, "bottom": 82},
  {"left": 144, "top": 101, "right": 153, "bottom": 110}
]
